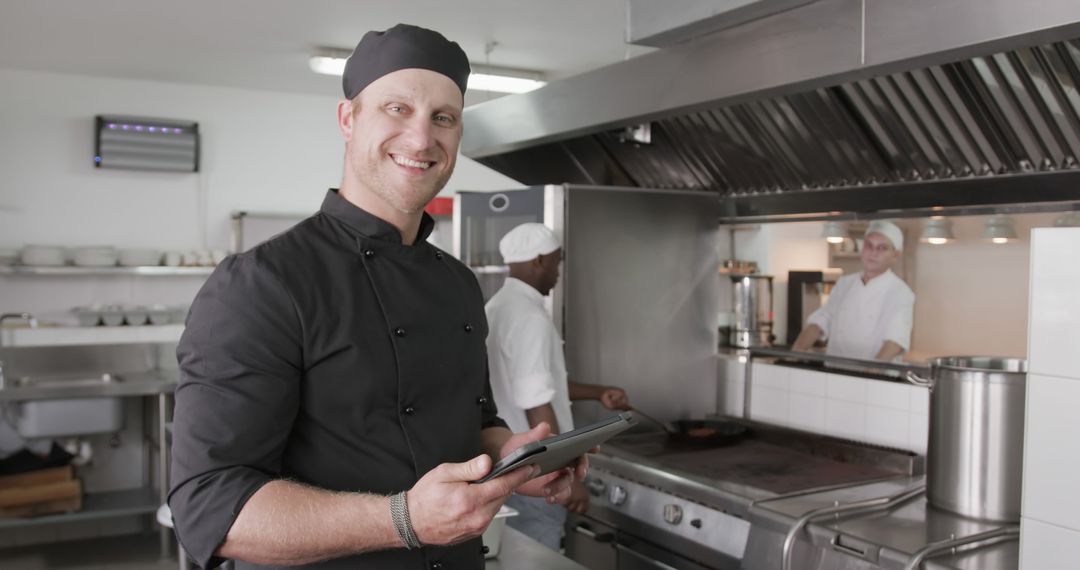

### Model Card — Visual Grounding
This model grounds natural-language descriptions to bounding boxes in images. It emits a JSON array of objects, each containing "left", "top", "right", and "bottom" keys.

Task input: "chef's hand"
[
  {"left": 566, "top": 480, "right": 590, "bottom": 514},
  {"left": 407, "top": 453, "right": 537, "bottom": 547},
  {"left": 599, "top": 387, "right": 630, "bottom": 410},
  {"left": 502, "top": 423, "right": 587, "bottom": 506}
]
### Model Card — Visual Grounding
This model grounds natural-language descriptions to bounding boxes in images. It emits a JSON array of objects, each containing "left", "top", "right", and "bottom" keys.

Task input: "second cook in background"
[
  {"left": 486, "top": 222, "right": 632, "bottom": 551},
  {"left": 792, "top": 220, "right": 915, "bottom": 361}
]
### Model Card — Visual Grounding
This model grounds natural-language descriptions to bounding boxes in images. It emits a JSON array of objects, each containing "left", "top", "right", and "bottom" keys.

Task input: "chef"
[
  {"left": 168, "top": 24, "right": 580, "bottom": 570},
  {"left": 485, "top": 223, "right": 631, "bottom": 550},
  {"left": 792, "top": 220, "right": 915, "bottom": 361}
]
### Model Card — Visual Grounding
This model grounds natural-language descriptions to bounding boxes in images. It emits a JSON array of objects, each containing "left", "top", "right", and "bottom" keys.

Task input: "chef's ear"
[{"left": 337, "top": 99, "right": 356, "bottom": 141}]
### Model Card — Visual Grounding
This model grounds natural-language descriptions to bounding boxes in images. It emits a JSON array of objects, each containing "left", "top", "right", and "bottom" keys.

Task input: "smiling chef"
[{"left": 168, "top": 23, "right": 581, "bottom": 570}]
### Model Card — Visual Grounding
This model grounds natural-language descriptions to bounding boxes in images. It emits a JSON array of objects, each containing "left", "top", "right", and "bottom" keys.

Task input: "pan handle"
[
  {"left": 905, "top": 371, "right": 933, "bottom": 388},
  {"left": 629, "top": 408, "right": 674, "bottom": 435}
]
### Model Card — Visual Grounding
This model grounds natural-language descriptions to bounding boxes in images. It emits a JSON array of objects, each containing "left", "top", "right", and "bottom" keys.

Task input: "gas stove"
[{"left": 566, "top": 418, "right": 924, "bottom": 570}]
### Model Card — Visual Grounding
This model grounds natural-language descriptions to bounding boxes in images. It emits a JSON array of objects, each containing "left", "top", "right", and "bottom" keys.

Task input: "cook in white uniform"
[
  {"left": 793, "top": 220, "right": 915, "bottom": 361},
  {"left": 486, "top": 223, "right": 630, "bottom": 551}
]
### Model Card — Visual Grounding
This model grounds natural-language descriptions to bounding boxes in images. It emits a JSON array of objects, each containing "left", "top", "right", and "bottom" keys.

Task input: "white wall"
[
  {"left": 909, "top": 213, "right": 1054, "bottom": 359},
  {"left": 1020, "top": 228, "right": 1080, "bottom": 569},
  {"left": 0, "top": 67, "right": 521, "bottom": 317}
]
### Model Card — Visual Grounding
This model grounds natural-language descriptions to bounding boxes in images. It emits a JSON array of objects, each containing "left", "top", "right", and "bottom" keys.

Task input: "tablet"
[{"left": 473, "top": 412, "right": 636, "bottom": 484}]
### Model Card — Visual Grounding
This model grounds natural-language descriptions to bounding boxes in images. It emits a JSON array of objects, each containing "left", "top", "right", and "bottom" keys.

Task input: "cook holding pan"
[
  {"left": 485, "top": 223, "right": 632, "bottom": 551},
  {"left": 792, "top": 220, "right": 915, "bottom": 362}
]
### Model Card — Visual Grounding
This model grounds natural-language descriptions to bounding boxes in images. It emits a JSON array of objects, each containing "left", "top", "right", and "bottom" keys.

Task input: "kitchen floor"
[{"left": 0, "top": 533, "right": 179, "bottom": 570}]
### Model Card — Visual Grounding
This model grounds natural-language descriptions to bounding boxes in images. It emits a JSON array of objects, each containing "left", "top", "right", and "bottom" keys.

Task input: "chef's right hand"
[{"left": 406, "top": 454, "right": 538, "bottom": 546}]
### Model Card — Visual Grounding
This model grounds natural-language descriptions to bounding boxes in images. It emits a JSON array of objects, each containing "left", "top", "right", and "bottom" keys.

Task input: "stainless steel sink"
[{"left": 3, "top": 374, "right": 124, "bottom": 438}]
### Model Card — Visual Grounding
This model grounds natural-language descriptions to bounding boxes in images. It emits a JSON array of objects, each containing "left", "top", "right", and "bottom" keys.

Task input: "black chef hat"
[{"left": 342, "top": 24, "right": 470, "bottom": 100}]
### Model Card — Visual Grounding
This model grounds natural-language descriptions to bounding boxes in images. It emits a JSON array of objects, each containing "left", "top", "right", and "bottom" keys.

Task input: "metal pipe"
[
  {"left": 902, "top": 525, "right": 1020, "bottom": 570},
  {"left": 158, "top": 392, "right": 170, "bottom": 559},
  {"left": 781, "top": 485, "right": 925, "bottom": 570},
  {"left": 742, "top": 353, "right": 753, "bottom": 419}
]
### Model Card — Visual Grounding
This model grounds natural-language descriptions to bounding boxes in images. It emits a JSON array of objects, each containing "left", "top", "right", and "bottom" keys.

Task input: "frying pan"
[{"left": 630, "top": 409, "right": 749, "bottom": 447}]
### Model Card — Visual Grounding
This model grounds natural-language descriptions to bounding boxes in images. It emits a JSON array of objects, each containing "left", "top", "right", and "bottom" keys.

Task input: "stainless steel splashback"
[
  {"left": 463, "top": 0, "right": 1080, "bottom": 220},
  {"left": 561, "top": 186, "right": 720, "bottom": 425}
]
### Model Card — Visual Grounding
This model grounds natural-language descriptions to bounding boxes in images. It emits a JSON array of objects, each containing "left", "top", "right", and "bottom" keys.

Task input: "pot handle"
[{"left": 905, "top": 370, "right": 933, "bottom": 387}]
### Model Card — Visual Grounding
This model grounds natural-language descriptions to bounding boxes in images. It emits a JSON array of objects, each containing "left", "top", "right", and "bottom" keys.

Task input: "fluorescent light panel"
[{"left": 308, "top": 55, "right": 545, "bottom": 94}]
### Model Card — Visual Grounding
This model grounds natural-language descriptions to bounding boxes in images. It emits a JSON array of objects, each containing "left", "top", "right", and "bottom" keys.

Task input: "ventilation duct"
[{"left": 463, "top": 0, "right": 1080, "bottom": 221}]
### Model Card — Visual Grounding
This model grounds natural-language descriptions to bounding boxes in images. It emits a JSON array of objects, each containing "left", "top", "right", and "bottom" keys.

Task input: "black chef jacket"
[{"left": 169, "top": 189, "right": 505, "bottom": 570}]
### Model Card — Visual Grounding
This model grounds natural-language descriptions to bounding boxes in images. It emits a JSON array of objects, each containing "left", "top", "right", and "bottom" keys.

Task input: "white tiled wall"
[
  {"left": 1023, "top": 374, "right": 1080, "bottom": 530},
  {"left": 1020, "top": 518, "right": 1080, "bottom": 569},
  {"left": 1020, "top": 228, "right": 1080, "bottom": 569},
  {"left": 748, "top": 362, "right": 929, "bottom": 454}
]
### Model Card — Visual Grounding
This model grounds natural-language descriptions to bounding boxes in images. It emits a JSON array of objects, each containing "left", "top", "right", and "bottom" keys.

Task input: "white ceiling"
[{"left": 0, "top": 0, "right": 655, "bottom": 105}]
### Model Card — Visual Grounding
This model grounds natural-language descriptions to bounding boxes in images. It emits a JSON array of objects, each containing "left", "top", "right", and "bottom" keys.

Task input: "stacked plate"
[
  {"left": 20, "top": 245, "right": 66, "bottom": 266},
  {"left": 118, "top": 249, "right": 163, "bottom": 267},
  {"left": 72, "top": 304, "right": 184, "bottom": 326},
  {"left": 72, "top": 246, "right": 118, "bottom": 267}
]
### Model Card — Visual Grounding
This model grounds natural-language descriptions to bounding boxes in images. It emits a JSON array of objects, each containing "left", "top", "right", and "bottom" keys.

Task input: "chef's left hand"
[
  {"left": 501, "top": 423, "right": 589, "bottom": 505},
  {"left": 599, "top": 387, "right": 630, "bottom": 410}
]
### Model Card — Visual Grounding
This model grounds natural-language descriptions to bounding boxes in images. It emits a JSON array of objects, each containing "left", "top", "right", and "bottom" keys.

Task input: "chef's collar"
[
  {"left": 503, "top": 276, "right": 545, "bottom": 305},
  {"left": 320, "top": 189, "right": 434, "bottom": 245}
]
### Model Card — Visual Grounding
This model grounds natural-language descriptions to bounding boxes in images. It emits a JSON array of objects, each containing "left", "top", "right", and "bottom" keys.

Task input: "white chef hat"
[
  {"left": 499, "top": 223, "right": 561, "bottom": 264},
  {"left": 865, "top": 220, "right": 903, "bottom": 251}
]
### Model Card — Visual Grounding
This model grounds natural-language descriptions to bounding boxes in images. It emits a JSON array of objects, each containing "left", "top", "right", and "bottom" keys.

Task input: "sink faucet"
[{"left": 0, "top": 313, "right": 38, "bottom": 329}]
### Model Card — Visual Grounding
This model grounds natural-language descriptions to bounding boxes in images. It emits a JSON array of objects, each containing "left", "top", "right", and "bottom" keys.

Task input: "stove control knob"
[
  {"left": 663, "top": 504, "right": 683, "bottom": 525},
  {"left": 585, "top": 477, "right": 607, "bottom": 497},
  {"left": 608, "top": 485, "right": 627, "bottom": 506}
]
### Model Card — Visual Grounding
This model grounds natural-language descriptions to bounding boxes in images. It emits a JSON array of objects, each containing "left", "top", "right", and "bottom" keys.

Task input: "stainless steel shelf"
[
  {"left": 0, "top": 265, "right": 214, "bottom": 277},
  {"left": 0, "top": 486, "right": 159, "bottom": 529},
  {"left": 0, "top": 371, "right": 178, "bottom": 402},
  {"left": 0, "top": 324, "right": 185, "bottom": 348}
]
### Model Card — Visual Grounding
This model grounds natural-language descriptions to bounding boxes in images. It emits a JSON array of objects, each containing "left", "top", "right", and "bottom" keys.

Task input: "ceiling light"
[
  {"left": 308, "top": 55, "right": 346, "bottom": 76},
  {"left": 982, "top": 215, "right": 1018, "bottom": 244},
  {"left": 467, "top": 72, "right": 545, "bottom": 94},
  {"left": 821, "top": 221, "right": 846, "bottom": 244},
  {"left": 920, "top": 218, "right": 955, "bottom": 245},
  {"left": 307, "top": 52, "right": 546, "bottom": 94}
]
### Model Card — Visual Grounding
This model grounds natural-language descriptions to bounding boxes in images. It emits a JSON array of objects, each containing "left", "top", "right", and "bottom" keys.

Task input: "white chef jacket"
[
  {"left": 806, "top": 270, "right": 915, "bottom": 361},
  {"left": 485, "top": 277, "right": 574, "bottom": 435}
]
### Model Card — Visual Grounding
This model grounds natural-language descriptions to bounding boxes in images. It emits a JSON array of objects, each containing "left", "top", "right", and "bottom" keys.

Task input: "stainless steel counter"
[
  {"left": 746, "top": 476, "right": 1019, "bottom": 570},
  {"left": 485, "top": 527, "right": 588, "bottom": 570}
]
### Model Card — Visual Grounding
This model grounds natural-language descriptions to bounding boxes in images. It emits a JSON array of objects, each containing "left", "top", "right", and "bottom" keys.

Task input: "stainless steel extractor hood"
[{"left": 462, "top": 0, "right": 1080, "bottom": 221}]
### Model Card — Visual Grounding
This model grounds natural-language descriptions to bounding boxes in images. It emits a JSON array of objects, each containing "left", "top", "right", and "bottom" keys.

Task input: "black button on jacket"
[{"left": 169, "top": 190, "right": 505, "bottom": 569}]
